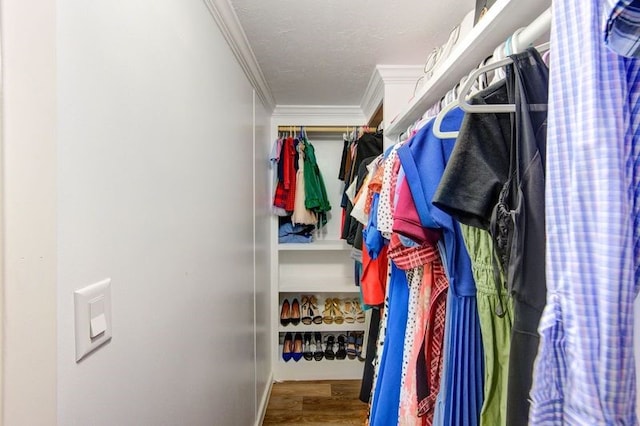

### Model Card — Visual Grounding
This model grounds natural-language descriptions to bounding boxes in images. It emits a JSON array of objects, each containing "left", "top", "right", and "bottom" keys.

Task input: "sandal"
[
  {"left": 324, "top": 334, "right": 335, "bottom": 360},
  {"left": 313, "top": 332, "right": 324, "bottom": 361},
  {"left": 353, "top": 299, "right": 365, "bottom": 323},
  {"left": 346, "top": 331, "right": 357, "bottom": 360},
  {"left": 310, "top": 295, "right": 323, "bottom": 324},
  {"left": 335, "top": 334, "right": 347, "bottom": 360},
  {"left": 300, "top": 295, "right": 312, "bottom": 325},
  {"left": 332, "top": 298, "right": 344, "bottom": 325},
  {"left": 355, "top": 332, "right": 364, "bottom": 360},
  {"left": 322, "top": 298, "right": 334, "bottom": 324},
  {"left": 303, "top": 332, "right": 313, "bottom": 361},
  {"left": 343, "top": 299, "right": 356, "bottom": 323}
]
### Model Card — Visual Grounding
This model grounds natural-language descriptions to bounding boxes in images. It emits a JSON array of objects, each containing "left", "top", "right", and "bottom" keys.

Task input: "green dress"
[
  {"left": 460, "top": 224, "right": 513, "bottom": 426},
  {"left": 301, "top": 138, "right": 331, "bottom": 224}
]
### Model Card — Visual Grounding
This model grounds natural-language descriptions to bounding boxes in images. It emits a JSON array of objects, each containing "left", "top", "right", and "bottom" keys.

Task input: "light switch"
[
  {"left": 89, "top": 295, "right": 106, "bottom": 338},
  {"left": 74, "top": 278, "right": 112, "bottom": 361}
]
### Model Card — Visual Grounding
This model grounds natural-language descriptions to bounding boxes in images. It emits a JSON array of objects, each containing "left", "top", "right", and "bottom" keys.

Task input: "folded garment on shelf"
[{"left": 278, "top": 222, "right": 314, "bottom": 244}]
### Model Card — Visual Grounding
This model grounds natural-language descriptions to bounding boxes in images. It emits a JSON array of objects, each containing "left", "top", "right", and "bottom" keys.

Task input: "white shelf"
[
  {"left": 274, "top": 355, "right": 365, "bottom": 381},
  {"left": 278, "top": 322, "right": 367, "bottom": 333},
  {"left": 279, "top": 276, "right": 359, "bottom": 293},
  {"left": 385, "top": 0, "right": 551, "bottom": 138},
  {"left": 278, "top": 240, "right": 351, "bottom": 251}
]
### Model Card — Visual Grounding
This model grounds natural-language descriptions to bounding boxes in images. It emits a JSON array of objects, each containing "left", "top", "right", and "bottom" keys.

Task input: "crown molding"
[
  {"left": 271, "top": 105, "right": 366, "bottom": 126},
  {"left": 376, "top": 65, "right": 424, "bottom": 84},
  {"left": 203, "top": 0, "right": 276, "bottom": 112},
  {"left": 360, "top": 69, "right": 384, "bottom": 125},
  {"left": 360, "top": 65, "right": 424, "bottom": 124}
]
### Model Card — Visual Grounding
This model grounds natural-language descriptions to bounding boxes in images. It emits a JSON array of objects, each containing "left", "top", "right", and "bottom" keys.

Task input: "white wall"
[
  {"left": 55, "top": 0, "right": 267, "bottom": 424},
  {"left": 254, "top": 96, "right": 272, "bottom": 422},
  {"left": 2, "top": 0, "right": 58, "bottom": 424}
]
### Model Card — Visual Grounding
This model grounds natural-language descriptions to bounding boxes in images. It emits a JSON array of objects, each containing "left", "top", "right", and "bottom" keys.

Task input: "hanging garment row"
[
  {"left": 271, "top": 128, "right": 331, "bottom": 243},
  {"left": 340, "top": 11, "right": 552, "bottom": 426}
]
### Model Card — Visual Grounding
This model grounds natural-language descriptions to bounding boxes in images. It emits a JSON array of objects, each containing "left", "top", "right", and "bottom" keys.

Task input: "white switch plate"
[{"left": 74, "top": 278, "right": 112, "bottom": 362}]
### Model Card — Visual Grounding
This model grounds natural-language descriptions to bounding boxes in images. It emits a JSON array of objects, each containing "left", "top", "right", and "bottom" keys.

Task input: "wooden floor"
[{"left": 262, "top": 380, "right": 368, "bottom": 425}]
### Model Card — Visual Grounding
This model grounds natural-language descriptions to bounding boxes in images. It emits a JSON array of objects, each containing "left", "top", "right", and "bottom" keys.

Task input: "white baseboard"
[{"left": 255, "top": 371, "right": 274, "bottom": 426}]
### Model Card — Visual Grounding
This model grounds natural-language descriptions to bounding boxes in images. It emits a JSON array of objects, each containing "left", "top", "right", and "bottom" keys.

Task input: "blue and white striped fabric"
[
  {"left": 529, "top": 1, "right": 640, "bottom": 424},
  {"left": 605, "top": 0, "right": 640, "bottom": 57}
]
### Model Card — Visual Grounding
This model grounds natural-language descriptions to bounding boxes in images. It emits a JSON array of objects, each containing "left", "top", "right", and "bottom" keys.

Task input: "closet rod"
[
  {"left": 277, "top": 126, "right": 374, "bottom": 133},
  {"left": 512, "top": 8, "right": 551, "bottom": 53}
]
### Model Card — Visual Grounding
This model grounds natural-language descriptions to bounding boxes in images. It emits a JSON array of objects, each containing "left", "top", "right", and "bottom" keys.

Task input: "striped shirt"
[{"left": 529, "top": 0, "right": 640, "bottom": 424}]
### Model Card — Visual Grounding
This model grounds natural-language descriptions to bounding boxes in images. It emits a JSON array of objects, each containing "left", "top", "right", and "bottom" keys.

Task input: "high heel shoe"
[
  {"left": 322, "top": 298, "right": 334, "bottom": 324},
  {"left": 335, "top": 334, "right": 347, "bottom": 360},
  {"left": 280, "top": 299, "right": 291, "bottom": 327},
  {"left": 282, "top": 332, "right": 293, "bottom": 362},
  {"left": 292, "top": 332, "right": 303, "bottom": 362},
  {"left": 310, "top": 295, "right": 323, "bottom": 324},
  {"left": 300, "top": 295, "right": 312, "bottom": 325},
  {"left": 303, "top": 332, "right": 313, "bottom": 361},
  {"left": 290, "top": 298, "right": 301, "bottom": 326},
  {"left": 313, "top": 332, "right": 324, "bottom": 361},
  {"left": 324, "top": 334, "right": 335, "bottom": 360},
  {"left": 332, "top": 298, "right": 344, "bottom": 325}
]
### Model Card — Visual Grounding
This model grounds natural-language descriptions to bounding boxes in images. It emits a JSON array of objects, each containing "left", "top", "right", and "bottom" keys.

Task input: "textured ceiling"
[{"left": 230, "top": 0, "right": 475, "bottom": 106}]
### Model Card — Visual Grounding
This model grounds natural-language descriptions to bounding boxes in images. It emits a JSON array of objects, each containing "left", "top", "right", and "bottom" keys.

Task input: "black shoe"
[
  {"left": 290, "top": 298, "right": 301, "bottom": 326},
  {"left": 324, "top": 334, "right": 335, "bottom": 360},
  {"left": 280, "top": 299, "right": 291, "bottom": 327},
  {"left": 303, "top": 332, "right": 313, "bottom": 361},
  {"left": 313, "top": 332, "right": 324, "bottom": 361},
  {"left": 335, "top": 334, "right": 347, "bottom": 360}
]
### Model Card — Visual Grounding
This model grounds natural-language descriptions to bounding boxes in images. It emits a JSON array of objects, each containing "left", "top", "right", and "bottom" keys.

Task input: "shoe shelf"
[
  {"left": 278, "top": 276, "right": 360, "bottom": 293},
  {"left": 276, "top": 329, "right": 366, "bottom": 381},
  {"left": 274, "top": 355, "right": 364, "bottom": 381},
  {"left": 278, "top": 322, "right": 367, "bottom": 333},
  {"left": 278, "top": 239, "right": 351, "bottom": 251}
]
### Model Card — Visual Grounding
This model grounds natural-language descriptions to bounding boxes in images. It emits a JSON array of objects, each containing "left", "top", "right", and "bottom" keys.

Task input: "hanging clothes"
[
  {"left": 386, "top": 232, "right": 446, "bottom": 426},
  {"left": 396, "top": 108, "right": 484, "bottom": 426},
  {"left": 392, "top": 168, "right": 448, "bottom": 426},
  {"left": 433, "top": 48, "right": 549, "bottom": 425},
  {"left": 301, "top": 136, "right": 331, "bottom": 219},
  {"left": 291, "top": 142, "right": 317, "bottom": 225},
  {"left": 431, "top": 83, "right": 515, "bottom": 426},
  {"left": 369, "top": 262, "right": 410, "bottom": 426},
  {"left": 360, "top": 158, "right": 389, "bottom": 302},
  {"left": 272, "top": 136, "right": 298, "bottom": 213},
  {"left": 272, "top": 130, "right": 332, "bottom": 234},
  {"left": 498, "top": 48, "right": 548, "bottom": 426},
  {"left": 604, "top": 0, "right": 640, "bottom": 58},
  {"left": 460, "top": 225, "right": 513, "bottom": 426},
  {"left": 529, "top": 1, "right": 640, "bottom": 424},
  {"left": 341, "top": 131, "right": 383, "bottom": 242}
]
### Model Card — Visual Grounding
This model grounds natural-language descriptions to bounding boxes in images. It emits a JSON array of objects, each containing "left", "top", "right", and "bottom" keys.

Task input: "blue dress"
[
  {"left": 370, "top": 262, "right": 409, "bottom": 425},
  {"left": 396, "top": 109, "right": 484, "bottom": 426}
]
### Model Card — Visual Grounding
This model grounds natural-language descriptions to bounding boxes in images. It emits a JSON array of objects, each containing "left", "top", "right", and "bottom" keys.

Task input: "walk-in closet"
[{"left": 4, "top": 0, "right": 640, "bottom": 425}]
